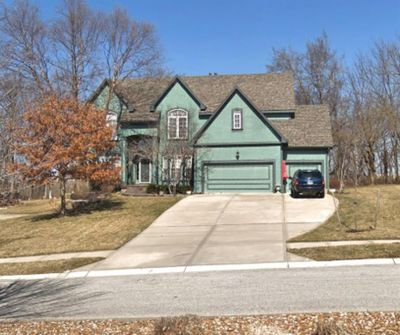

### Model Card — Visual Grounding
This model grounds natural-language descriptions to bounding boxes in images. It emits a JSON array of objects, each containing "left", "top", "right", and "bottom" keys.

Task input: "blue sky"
[{"left": 32, "top": 0, "right": 400, "bottom": 75}]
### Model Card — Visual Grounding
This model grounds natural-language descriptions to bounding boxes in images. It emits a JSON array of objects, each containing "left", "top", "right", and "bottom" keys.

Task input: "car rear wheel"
[{"left": 318, "top": 192, "right": 325, "bottom": 198}]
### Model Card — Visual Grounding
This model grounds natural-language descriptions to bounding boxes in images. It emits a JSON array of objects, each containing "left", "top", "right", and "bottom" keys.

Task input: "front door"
[{"left": 139, "top": 159, "right": 151, "bottom": 183}]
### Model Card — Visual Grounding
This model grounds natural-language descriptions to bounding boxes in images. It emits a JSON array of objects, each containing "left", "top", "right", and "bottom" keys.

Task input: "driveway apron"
[{"left": 82, "top": 194, "right": 335, "bottom": 270}]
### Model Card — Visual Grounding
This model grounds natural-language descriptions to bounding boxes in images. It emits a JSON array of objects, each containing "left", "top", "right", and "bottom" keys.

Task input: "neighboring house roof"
[{"left": 270, "top": 105, "right": 333, "bottom": 148}]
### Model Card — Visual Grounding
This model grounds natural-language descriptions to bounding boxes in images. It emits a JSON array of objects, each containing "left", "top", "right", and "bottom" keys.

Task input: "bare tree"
[
  {"left": 0, "top": 0, "right": 165, "bottom": 197},
  {"left": 0, "top": 0, "right": 53, "bottom": 95},
  {"left": 0, "top": 76, "right": 24, "bottom": 192},
  {"left": 267, "top": 33, "right": 344, "bottom": 121},
  {"left": 161, "top": 140, "right": 193, "bottom": 195},
  {"left": 267, "top": 33, "right": 345, "bottom": 186},
  {"left": 101, "top": 7, "right": 163, "bottom": 111},
  {"left": 51, "top": 0, "right": 102, "bottom": 100}
]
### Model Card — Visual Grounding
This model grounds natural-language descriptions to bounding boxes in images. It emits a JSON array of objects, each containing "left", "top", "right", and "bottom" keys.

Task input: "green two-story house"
[{"left": 90, "top": 72, "right": 333, "bottom": 193}]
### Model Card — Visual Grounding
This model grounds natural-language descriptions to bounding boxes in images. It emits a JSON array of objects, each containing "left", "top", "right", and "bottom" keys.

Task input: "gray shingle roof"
[
  {"left": 120, "top": 111, "right": 159, "bottom": 123},
  {"left": 97, "top": 72, "right": 332, "bottom": 148},
  {"left": 114, "top": 72, "right": 296, "bottom": 117},
  {"left": 270, "top": 105, "right": 333, "bottom": 148}
]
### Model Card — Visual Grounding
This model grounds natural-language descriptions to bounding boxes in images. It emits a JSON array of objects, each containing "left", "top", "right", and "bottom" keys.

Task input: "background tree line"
[
  {"left": 0, "top": 0, "right": 163, "bottom": 194},
  {"left": 267, "top": 33, "right": 400, "bottom": 190}
]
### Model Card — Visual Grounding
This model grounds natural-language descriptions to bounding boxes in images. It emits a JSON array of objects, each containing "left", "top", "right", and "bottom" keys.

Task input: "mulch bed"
[{"left": 0, "top": 312, "right": 399, "bottom": 334}]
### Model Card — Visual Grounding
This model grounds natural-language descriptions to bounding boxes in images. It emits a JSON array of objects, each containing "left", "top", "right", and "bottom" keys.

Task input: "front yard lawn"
[
  {"left": 290, "top": 185, "right": 400, "bottom": 242},
  {"left": 288, "top": 243, "right": 400, "bottom": 261},
  {"left": 0, "top": 195, "right": 181, "bottom": 258},
  {"left": 0, "top": 258, "right": 104, "bottom": 275}
]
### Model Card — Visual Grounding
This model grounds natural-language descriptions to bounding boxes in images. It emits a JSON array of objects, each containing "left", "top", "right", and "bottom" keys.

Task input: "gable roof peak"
[
  {"left": 149, "top": 75, "right": 207, "bottom": 112},
  {"left": 192, "top": 85, "right": 288, "bottom": 145}
]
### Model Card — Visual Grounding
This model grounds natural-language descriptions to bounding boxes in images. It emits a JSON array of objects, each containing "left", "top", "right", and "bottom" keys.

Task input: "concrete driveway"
[{"left": 85, "top": 194, "right": 335, "bottom": 270}]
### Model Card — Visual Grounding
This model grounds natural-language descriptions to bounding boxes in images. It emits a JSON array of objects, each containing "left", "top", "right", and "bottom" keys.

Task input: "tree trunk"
[
  {"left": 382, "top": 138, "right": 388, "bottom": 184},
  {"left": 394, "top": 138, "right": 399, "bottom": 182},
  {"left": 365, "top": 143, "right": 376, "bottom": 185},
  {"left": 60, "top": 178, "right": 67, "bottom": 216}
]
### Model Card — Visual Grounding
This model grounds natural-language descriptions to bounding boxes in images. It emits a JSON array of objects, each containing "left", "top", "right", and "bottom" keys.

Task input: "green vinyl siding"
[
  {"left": 197, "top": 93, "right": 281, "bottom": 145},
  {"left": 92, "top": 85, "right": 127, "bottom": 117},
  {"left": 156, "top": 81, "right": 206, "bottom": 143}
]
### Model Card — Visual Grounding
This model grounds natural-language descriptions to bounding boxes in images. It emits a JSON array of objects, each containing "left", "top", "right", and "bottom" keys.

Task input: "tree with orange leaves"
[{"left": 11, "top": 96, "right": 120, "bottom": 215}]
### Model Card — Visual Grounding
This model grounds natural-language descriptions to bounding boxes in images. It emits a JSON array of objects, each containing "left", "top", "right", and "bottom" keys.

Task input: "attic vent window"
[{"left": 232, "top": 109, "right": 242, "bottom": 130}]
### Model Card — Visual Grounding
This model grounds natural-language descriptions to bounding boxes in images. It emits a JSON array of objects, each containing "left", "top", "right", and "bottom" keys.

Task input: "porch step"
[{"left": 123, "top": 184, "right": 148, "bottom": 196}]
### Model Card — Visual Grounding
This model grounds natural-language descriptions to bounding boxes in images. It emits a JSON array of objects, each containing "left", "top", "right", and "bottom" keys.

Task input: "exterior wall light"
[{"left": 236, "top": 151, "right": 240, "bottom": 160}]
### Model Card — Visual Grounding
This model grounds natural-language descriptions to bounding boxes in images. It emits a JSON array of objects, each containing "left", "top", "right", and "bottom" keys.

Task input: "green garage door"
[
  {"left": 285, "top": 162, "right": 323, "bottom": 192},
  {"left": 204, "top": 162, "right": 274, "bottom": 193}
]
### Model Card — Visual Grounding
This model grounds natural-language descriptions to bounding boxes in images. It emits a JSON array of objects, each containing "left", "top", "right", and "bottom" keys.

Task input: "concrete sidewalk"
[{"left": 80, "top": 194, "right": 336, "bottom": 270}]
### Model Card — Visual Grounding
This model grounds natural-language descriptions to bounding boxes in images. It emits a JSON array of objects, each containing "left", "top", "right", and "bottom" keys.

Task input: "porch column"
[{"left": 120, "top": 136, "right": 127, "bottom": 185}]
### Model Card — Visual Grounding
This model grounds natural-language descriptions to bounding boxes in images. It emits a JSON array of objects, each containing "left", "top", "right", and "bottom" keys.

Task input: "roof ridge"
[{"left": 116, "top": 71, "right": 293, "bottom": 82}]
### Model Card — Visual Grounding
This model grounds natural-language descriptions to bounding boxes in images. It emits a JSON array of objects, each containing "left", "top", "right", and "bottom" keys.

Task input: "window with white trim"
[
  {"left": 232, "top": 109, "right": 242, "bottom": 130},
  {"left": 168, "top": 109, "right": 188, "bottom": 139},
  {"left": 162, "top": 156, "right": 192, "bottom": 181}
]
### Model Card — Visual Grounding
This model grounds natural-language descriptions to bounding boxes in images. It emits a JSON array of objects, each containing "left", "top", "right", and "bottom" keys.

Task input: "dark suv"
[{"left": 290, "top": 169, "right": 325, "bottom": 198}]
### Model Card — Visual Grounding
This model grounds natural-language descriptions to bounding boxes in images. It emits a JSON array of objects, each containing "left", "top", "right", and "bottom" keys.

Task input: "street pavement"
[{"left": 0, "top": 264, "right": 398, "bottom": 319}]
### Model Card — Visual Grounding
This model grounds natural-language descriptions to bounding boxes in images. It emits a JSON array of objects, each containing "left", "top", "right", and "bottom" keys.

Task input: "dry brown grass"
[
  {"left": 312, "top": 318, "right": 349, "bottom": 335},
  {"left": 154, "top": 316, "right": 203, "bottom": 335},
  {"left": 1, "top": 312, "right": 399, "bottom": 334},
  {"left": 290, "top": 185, "right": 400, "bottom": 242},
  {"left": 288, "top": 243, "right": 400, "bottom": 261},
  {"left": 0, "top": 257, "right": 103, "bottom": 275},
  {"left": 0, "top": 195, "right": 181, "bottom": 257}
]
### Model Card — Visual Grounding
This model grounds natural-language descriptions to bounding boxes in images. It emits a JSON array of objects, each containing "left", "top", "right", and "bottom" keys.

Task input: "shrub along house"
[{"left": 90, "top": 72, "right": 333, "bottom": 194}]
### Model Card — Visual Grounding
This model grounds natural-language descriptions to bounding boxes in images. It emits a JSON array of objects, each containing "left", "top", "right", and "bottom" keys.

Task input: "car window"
[{"left": 298, "top": 171, "right": 322, "bottom": 178}]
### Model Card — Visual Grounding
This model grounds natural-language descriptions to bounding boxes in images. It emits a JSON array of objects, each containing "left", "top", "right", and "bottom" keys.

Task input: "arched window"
[{"left": 167, "top": 109, "right": 188, "bottom": 139}]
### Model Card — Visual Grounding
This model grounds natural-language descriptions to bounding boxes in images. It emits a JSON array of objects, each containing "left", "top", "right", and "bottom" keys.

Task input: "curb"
[{"left": 0, "top": 258, "right": 399, "bottom": 282}]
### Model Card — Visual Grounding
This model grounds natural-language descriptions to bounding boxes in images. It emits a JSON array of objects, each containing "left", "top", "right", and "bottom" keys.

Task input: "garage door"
[
  {"left": 285, "top": 161, "right": 323, "bottom": 192},
  {"left": 203, "top": 162, "right": 274, "bottom": 193}
]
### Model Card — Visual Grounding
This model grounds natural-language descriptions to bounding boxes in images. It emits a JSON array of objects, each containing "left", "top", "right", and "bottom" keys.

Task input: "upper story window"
[
  {"left": 168, "top": 109, "right": 188, "bottom": 139},
  {"left": 232, "top": 109, "right": 243, "bottom": 130}
]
